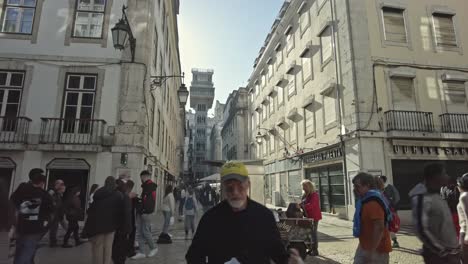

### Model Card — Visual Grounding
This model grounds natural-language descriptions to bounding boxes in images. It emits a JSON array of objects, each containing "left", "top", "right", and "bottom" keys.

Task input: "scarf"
[{"left": 353, "top": 189, "right": 392, "bottom": 237}]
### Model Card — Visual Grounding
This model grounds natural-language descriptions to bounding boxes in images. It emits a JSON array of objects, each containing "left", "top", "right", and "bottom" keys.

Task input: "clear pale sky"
[{"left": 179, "top": 0, "right": 284, "bottom": 112}]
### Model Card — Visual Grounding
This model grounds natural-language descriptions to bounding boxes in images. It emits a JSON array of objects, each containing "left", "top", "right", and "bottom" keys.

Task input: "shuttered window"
[
  {"left": 444, "top": 81, "right": 466, "bottom": 104},
  {"left": 382, "top": 7, "right": 407, "bottom": 43},
  {"left": 275, "top": 49, "right": 283, "bottom": 70},
  {"left": 277, "top": 86, "right": 284, "bottom": 106},
  {"left": 300, "top": 10, "right": 310, "bottom": 34},
  {"left": 391, "top": 77, "right": 416, "bottom": 110},
  {"left": 304, "top": 107, "right": 314, "bottom": 136},
  {"left": 287, "top": 74, "right": 295, "bottom": 96},
  {"left": 323, "top": 93, "right": 336, "bottom": 126},
  {"left": 287, "top": 33, "right": 294, "bottom": 53},
  {"left": 262, "top": 139, "right": 267, "bottom": 156},
  {"left": 302, "top": 57, "right": 312, "bottom": 82},
  {"left": 269, "top": 136, "right": 275, "bottom": 153},
  {"left": 289, "top": 121, "right": 297, "bottom": 142},
  {"left": 320, "top": 26, "right": 332, "bottom": 63},
  {"left": 268, "top": 64, "right": 274, "bottom": 79},
  {"left": 269, "top": 95, "right": 275, "bottom": 114},
  {"left": 433, "top": 13, "right": 457, "bottom": 48}
]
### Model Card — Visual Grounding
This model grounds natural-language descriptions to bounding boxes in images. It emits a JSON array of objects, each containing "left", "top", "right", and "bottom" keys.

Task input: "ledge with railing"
[
  {"left": 440, "top": 113, "right": 468, "bottom": 134},
  {"left": 0, "top": 116, "right": 31, "bottom": 143},
  {"left": 385, "top": 110, "right": 434, "bottom": 132},
  {"left": 40, "top": 118, "right": 106, "bottom": 145}
]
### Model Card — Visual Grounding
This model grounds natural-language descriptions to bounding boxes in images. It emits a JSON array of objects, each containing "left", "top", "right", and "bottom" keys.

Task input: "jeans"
[
  {"left": 136, "top": 214, "right": 155, "bottom": 253},
  {"left": 63, "top": 219, "right": 79, "bottom": 245},
  {"left": 90, "top": 232, "right": 114, "bottom": 264},
  {"left": 353, "top": 246, "right": 389, "bottom": 264},
  {"left": 162, "top": 211, "right": 171, "bottom": 234},
  {"left": 14, "top": 233, "right": 44, "bottom": 264},
  {"left": 178, "top": 198, "right": 185, "bottom": 216},
  {"left": 311, "top": 221, "right": 319, "bottom": 250},
  {"left": 185, "top": 215, "right": 195, "bottom": 235},
  {"left": 49, "top": 217, "right": 67, "bottom": 245}
]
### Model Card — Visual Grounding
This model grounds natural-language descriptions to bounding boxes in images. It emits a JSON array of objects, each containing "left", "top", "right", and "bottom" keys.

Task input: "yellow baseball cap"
[{"left": 220, "top": 162, "right": 249, "bottom": 182}]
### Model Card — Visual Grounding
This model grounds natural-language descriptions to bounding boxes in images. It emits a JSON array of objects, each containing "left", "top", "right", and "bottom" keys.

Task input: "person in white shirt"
[
  {"left": 457, "top": 173, "right": 468, "bottom": 263},
  {"left": 162, "top": 185, "right": 175, "bottom": 235}
]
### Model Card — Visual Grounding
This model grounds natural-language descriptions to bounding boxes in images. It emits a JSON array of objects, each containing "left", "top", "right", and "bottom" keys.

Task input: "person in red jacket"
[{"left": 301, "top": 179, "right": 322, "bottom": 256}]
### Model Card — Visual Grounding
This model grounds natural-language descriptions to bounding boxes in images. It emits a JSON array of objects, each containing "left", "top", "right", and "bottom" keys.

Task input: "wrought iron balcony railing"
[
  {"left": 0, "top": 116, "right": 31, "bottom": 143},
  {"left": 440, "top": 113, "right": 468, "bottom": 134},
  {"left": 40, "top": 118, "right": 106, "bottom": 145},
  {"left": 385, "top": 110, "right": 434, "bottom": 132}
]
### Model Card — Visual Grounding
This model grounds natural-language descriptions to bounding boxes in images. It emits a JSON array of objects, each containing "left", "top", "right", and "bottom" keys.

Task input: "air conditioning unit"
[{"left": 273, "top": 191, "right": 282, "bottom": 207}]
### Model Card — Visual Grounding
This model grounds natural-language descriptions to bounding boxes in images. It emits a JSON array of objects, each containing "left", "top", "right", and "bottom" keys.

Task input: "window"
[
  {"left": 150, "top": 93, "right": 155, "bottom": 136},
  {"left": 288, "top": 171, "right": 302, "bottom": 197},
  {"left": 153, "top": 26, "right": 159, "bottom": 70},
  {"left": 382, "top": 7, "right": 407, "bottom": 44},
  {"left": 320, "top": 26, "right": 333, "bottom": 64},
  {"left": 269, "top": 95, "right": 275, "bottom": 115},
  {"left": 62, "top": 74, "right": 97, "bottom": 133},
  {"left": 268, "top": 64, "right": 274, "bottom": 79},
  {"left": 323, "top": 93, "right": 337, "bottom": 126},
  {"left": 73, "top": 0, "right": 106, "bottom": 38},
  {"left": 255, "top": 83, "right": 259, "bottom": 96},
  {"left": 262, "top": 139, "right": 267, "bottom": 156},
  {"left": 300, "top": 10, "right": 310, "bottom": 35},
  {"left": 444, "top": 81, "right": 467, "bottom": 112},
  {"left": 256, "top": 111, "right": 260, "bottom": 126},
  {"left": 432, "top": 13, "right": 457, "bottom": 49},
  {"left": 269, "top": 136, "right": 275, "bottom": 153},
  {"left": 277, "top": 86, "right": 284, "bottom": 106},
  {"left": 302, "top": 57, "right": 312, "bottom": 82},
  {"left": 262, "top": 105, "right": 267, "bottom": 121},
  {"left": 1, "top": 0, "right": 36, "bottom": 34},
  {"left": 160, "top": 121, "right": 165, "bottom": 147},
  {"left": 0, "top": 71, "right": 24, "bottom": 131},
  {"left": 391, "top": 77, "right": 416, "bottom": 110},
  {"left": 262, "top": 74, "right": 266, "bottom": 88},
  {"left": 304, "top": 106, "right": 315, "bottom": 136},
  {"left": 286, "top": 32, "right": 294, "bottom": 53},
  {"left": 287, "top": 74, "right": 296, "bottom": 97},
  {"left": 275, "top": 49, "right": 283, "bottom": 70}
]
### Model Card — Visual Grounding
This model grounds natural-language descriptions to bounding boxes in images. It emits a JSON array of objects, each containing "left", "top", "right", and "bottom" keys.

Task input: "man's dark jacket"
[
  {"left": 137, "top": 180, "right": 157, "bottom": 214},
  {"left": 186, "top": 199, "right": 289, "bottom": 264},
  {"left": 82, "top": 187, "right": 127, "bottom": 237}
]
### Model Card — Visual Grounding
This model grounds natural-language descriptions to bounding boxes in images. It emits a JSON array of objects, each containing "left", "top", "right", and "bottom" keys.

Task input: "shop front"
[
  {"left": 264, "top": 159, "right": 302, "bottom": 208},
  {"left": 302, "top": 145, "right": 346, "bottom": 217},
  {"left": 389, "top": 140, "right": 468, "bottom": 210}
]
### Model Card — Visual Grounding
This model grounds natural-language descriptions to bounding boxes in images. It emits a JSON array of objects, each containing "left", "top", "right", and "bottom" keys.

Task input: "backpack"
[
  {"left": 388, "top": 207, "right": 401, "bottom": 233},
  {"left": 185, "top": 197, "right": 194, "bottom": 211}
]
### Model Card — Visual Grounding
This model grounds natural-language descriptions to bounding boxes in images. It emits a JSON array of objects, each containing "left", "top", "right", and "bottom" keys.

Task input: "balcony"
[
  {"left": 385, "top": 110, "right": 434, "bottom": 132},
  {"left": 440, "top": 113, "right": 468, "bottom": 134},
  {"left": 40, "top": 118, "right": 106, "bottom": 145},
  {"left": 0, "top": 116, "right": 31, "bottom": 143}
]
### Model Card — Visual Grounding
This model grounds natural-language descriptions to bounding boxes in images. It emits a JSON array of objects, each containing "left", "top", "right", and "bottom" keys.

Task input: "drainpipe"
[{"left": 330, "top": 0, "right": 350, "bottom": 218}]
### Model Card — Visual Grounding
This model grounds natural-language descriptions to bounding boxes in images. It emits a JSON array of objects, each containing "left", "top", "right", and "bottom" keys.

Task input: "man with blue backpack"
[{"left": 183, "top": 187, "right": 198, "bottom": 240}]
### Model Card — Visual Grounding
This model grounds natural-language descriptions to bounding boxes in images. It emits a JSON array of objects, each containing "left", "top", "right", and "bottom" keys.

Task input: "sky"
[{"left": 178, "top": 0, "right": 284, "bottom": 113}]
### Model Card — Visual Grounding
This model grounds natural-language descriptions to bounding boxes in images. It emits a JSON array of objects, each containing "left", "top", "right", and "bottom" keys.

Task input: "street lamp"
[
  {"left": 255, "top": 132, "right": 264, "bottom": 144},
  {"left": 177, "top": 83, "right": 189, "bottom": 106},
  {"left": 111, "top": 5, "right": 136, "bottom": 62}
]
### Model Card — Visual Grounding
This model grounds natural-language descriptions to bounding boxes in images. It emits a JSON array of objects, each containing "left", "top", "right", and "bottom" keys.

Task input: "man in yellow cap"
[{"left": 186, "top": 162, "right": 303, "bottom": 264}]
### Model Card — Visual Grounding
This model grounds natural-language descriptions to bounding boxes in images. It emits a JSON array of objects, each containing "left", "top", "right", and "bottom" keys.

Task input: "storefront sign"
[
  {"left": 303, "top": 147, "right": 343, "bottom": 164},
  {"left": 393, "top": 145, "right": 468, "bottom": 156}
]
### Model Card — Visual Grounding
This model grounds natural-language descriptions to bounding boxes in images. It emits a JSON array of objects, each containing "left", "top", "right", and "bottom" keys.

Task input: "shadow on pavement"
[
  {"left": 392, "top": 247, "right": 421, "bottom": 256},
  {"left": 318, "top": 232, "right": 355, "bottom": 242}
]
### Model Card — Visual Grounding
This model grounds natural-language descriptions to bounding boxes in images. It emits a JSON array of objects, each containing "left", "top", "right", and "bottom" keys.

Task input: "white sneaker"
[
  {"left": 147, "top": 248, "right": 158, "bottom": 257},
  {"left": 130, "top": 253, "right": 146, "bottom": 260}
]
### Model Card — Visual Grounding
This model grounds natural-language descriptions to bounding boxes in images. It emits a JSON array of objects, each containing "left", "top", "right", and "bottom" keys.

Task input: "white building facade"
[
  {"left": 222, "top": 87, "right": 249, "bottom": 161},
  {"left": 0, "top": 0, "right": 186, "bottom": 210},
  {"left": 248, "top": 0, "right": 468, "bottom": 220}
]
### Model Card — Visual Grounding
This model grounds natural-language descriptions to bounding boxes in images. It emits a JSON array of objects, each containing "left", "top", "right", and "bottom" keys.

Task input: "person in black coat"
[
  {"left": 62, "top": 186, "right": 83, "bottom": 248},
  {"left": 112, "top": 179, "right": 133, "bottom": 264},
  {"left": 83, "top": 176, "right": 126, "bottom": 264}
]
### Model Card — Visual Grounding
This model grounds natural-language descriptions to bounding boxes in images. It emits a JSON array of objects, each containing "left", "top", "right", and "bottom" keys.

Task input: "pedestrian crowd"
[{"left": 1, "top": 161, "right": 468, "bottom": 264}]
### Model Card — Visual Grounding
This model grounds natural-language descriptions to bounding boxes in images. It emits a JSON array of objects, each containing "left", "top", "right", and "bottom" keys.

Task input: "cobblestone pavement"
[{"left": 17, "top": 210, "right": 424, "bottom": 264}]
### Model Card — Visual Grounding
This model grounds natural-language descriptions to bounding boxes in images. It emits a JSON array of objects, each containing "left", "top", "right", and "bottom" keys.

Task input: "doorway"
[
  {"left": 47, "top": 167, "right": 89, "bottom": 221},
  {"left": 0, "top": 168, "right": 14, "bottom": 195}
]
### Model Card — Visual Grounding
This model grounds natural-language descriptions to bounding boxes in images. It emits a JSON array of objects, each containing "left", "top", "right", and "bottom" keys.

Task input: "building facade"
[
  {"left": 222, "top": 87, "right": 249, "bottom": 161},
  {"left": 189, "top": 68, "right": 215, "bottom": 180},
  {"left": 207, "top": 100, "right": 225, "bottom": 174},
  {"left": 248, "top": 0, "right": 468, "bottom": 220},
  {"left": 0, "top": 0, "right": 186, "bottom": 210}
]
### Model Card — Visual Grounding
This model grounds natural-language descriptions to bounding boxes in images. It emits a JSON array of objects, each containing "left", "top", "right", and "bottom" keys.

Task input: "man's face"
[
  {"left": 55, "top": 180, "right": 65, "bottom": 193},
  {"left": 353, "top": 179, "right": 370, "bottom": 198},
  {"left": 140, "top": 175, "right": 149, "bottom": 183},
  {"left": 222, "top": 179, "right": 249, "bottom": 210}
]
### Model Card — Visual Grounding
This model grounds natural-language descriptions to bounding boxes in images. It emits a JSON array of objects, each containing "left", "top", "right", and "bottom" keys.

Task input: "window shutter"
[
  {"left": 305, "top": 108, "right": 314, "bottom": 135},
  {"left": 324, "top": 95, "right": 336, "bottom": 125},
  {"left": 302, "top": 57, "right": 311, "bottom": 81},
  {"left": 383, "top": 7, "right": 407, "bottom": 43},
  {"left": 391, "top": 77, "right": 415, "bottom": 110},
  {"left": 445, "top": 81, "right": 466, "bottom": 104},
  {"left": 433, "top": 13, "right": 457, "bottom": 48}
]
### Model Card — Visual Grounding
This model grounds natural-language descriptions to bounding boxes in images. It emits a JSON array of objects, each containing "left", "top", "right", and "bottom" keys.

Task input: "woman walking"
[
  {"left": 83, "top": 176, "right": 126, "bottom": 264},
  {"left": 62, "top": 187, "right": 83, "bottom": 248},
  {"left": 301, "top": 180, "right": 322, "bottom": 256},
  {"left": 183, "top": 188, "right": 198, "bottom": 240},
  {"left": 161, "top": 185, "right": 175, "bottom": 235}
]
